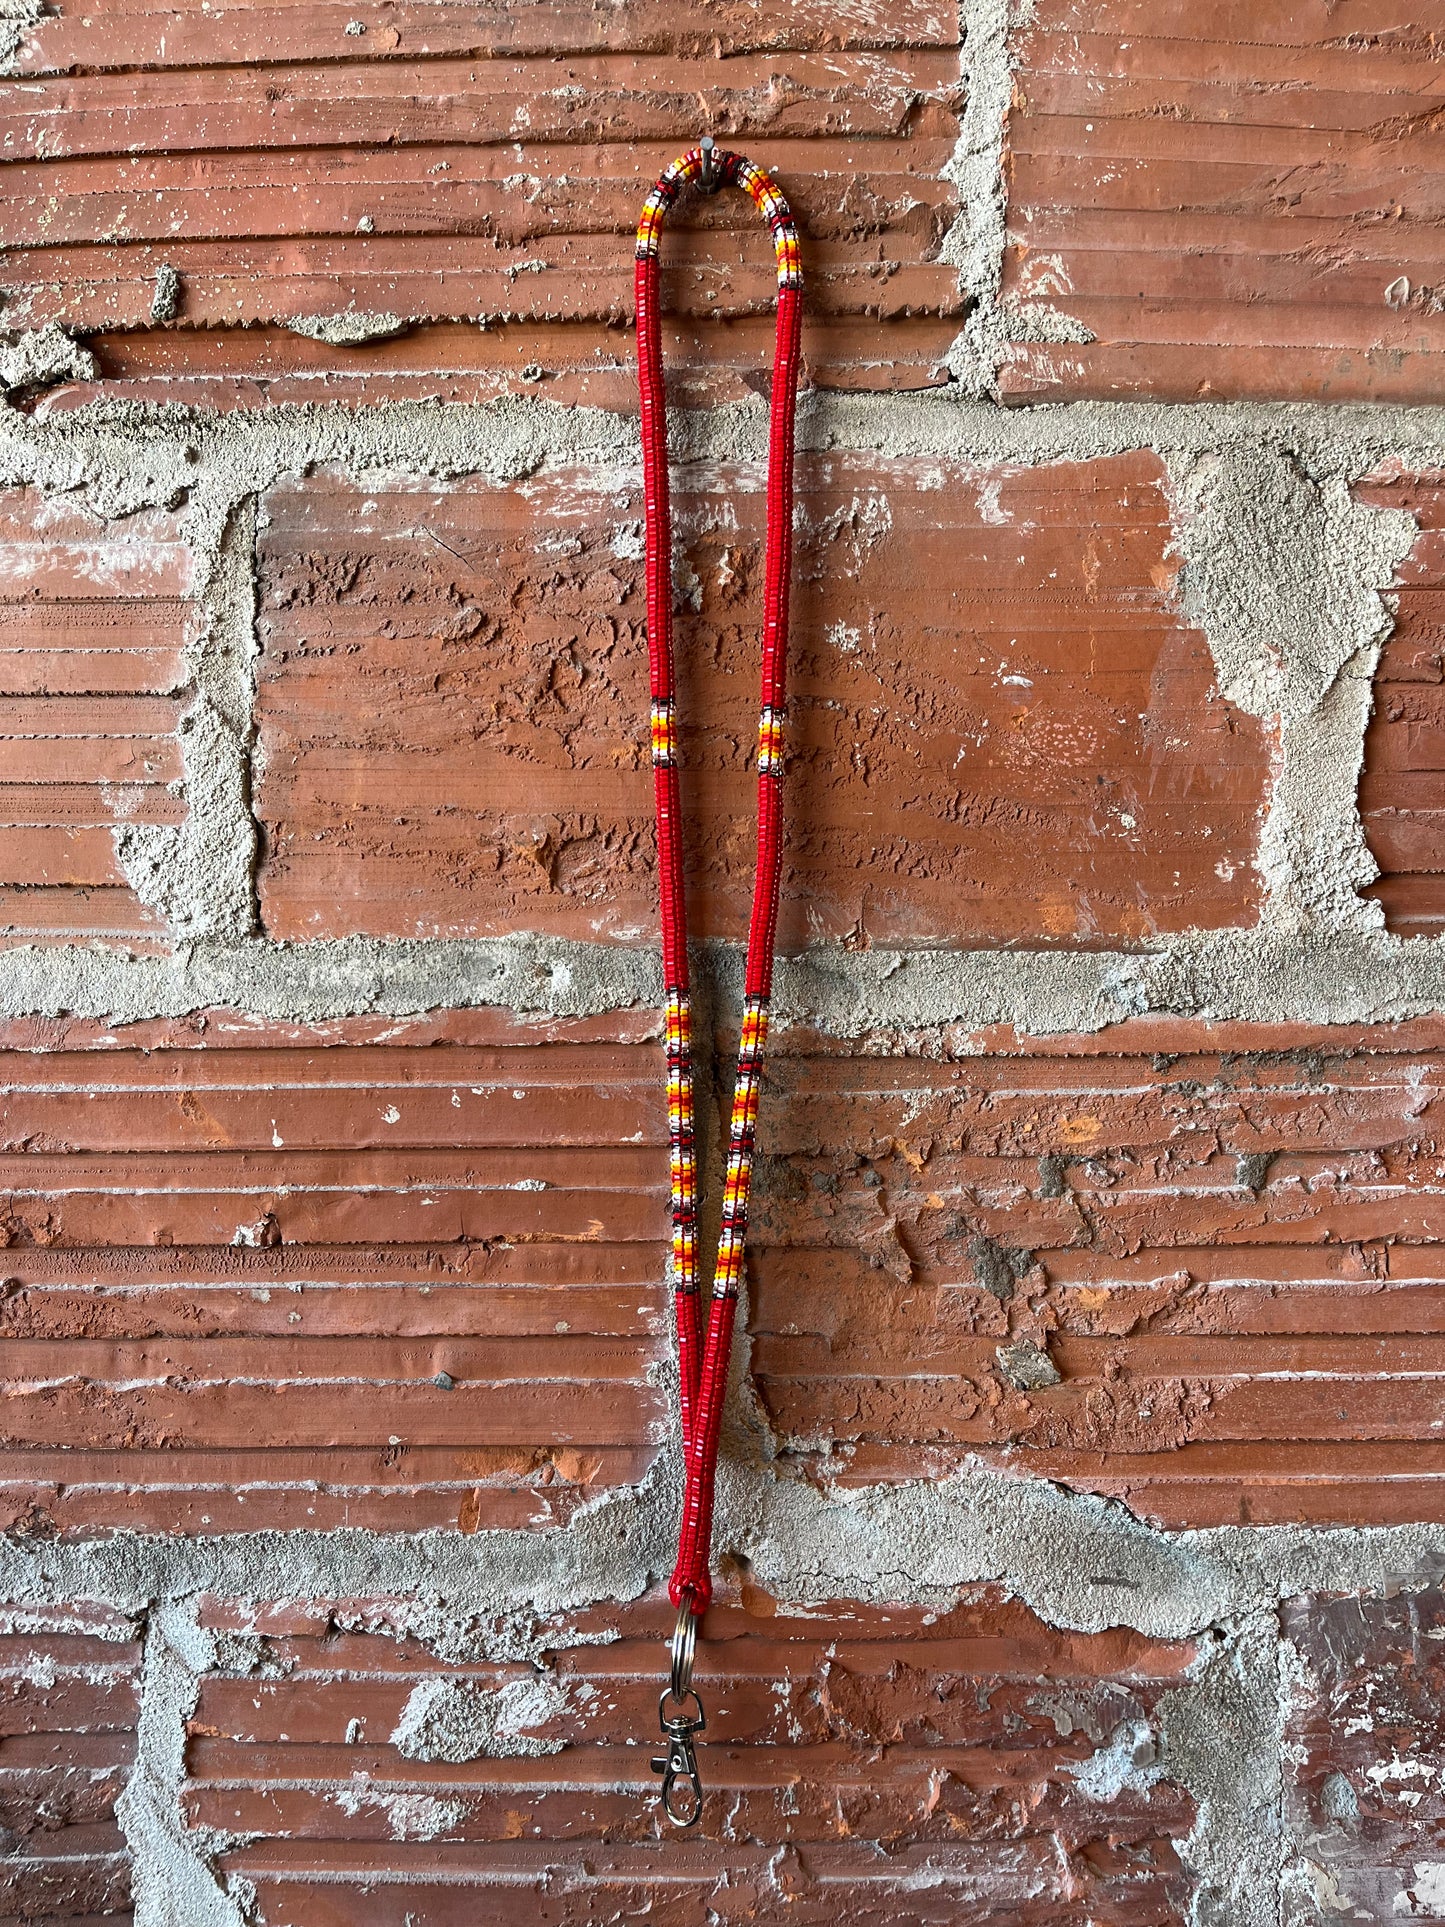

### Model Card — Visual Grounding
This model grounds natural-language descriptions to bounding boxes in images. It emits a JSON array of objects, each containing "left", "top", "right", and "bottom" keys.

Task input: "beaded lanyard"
[{"left": 635, "top": 139, "right": 803, "bottom": 1827}]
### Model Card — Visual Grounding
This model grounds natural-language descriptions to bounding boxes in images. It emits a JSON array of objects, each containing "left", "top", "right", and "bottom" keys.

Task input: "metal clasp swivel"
[
  {"left": 653, "top": 1693, "right": 705, "bottom": 1827},
  {"left": 651, "top": 1596, "right": 705, "bottom": 1827}
]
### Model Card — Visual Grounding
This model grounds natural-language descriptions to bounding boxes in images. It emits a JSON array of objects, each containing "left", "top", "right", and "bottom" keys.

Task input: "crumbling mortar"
[
  {"left": 1156, "top": 1612, "right": 1286, "bottom": 1927},
  {"left": 0, "top": 932, "right": 663, "bottom": 1023},
  {"left": 1058, "top": 1608, "right": 1288, "bottom": 1927},
  {"left": 0, "top": 0, "right": 43, "bottom": 72},
  {"left": 117, "top": 1599, "right": 258, "bottom": 1927},
  {"left": 0, "top": 397, "right": 1442, "bottom": 607},
  {"left": 150, "top": 266, "right": 182, "bottom": 326},
  {"left": 286, "top": 311, "right": 412, "bottom": 346},
  {"left": 3, "top": 1467, "right": 1440, "bottom": 1921},
  {"left": 942, "top": 0, "right": 1095, "bottom": 396},
  {"left": 12, "top": 393, "right": 1445, "bottom": 528},
  {"left": 113, "top": 501, "right": 261, "bottom": 939},
  {"left": 0, "top": 322, "right": 97, "bottom": 399},
  {"left": 13, "top": 928, "right": 1445, "bottom": 1038},
  {"left": 5, "top": 1467, "right": 1440, "bottom": 1663},
  {"left": 1166, "top": 444, "right": 1416, "bottom": 940}
]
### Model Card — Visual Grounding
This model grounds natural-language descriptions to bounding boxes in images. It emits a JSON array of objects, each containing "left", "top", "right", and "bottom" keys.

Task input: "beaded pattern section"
[
  {"left": 650, "top": 698, "right": 677, "bottom": 769},
  {"left": 758, "top": 705, "right": 786, "bottom": 777},
  {"left": 713, "top": 997, "right": 769, "bottom": 1298},
  {"left": 664, "top": 988, "right": 698, "bottom": 1291},
  {"left": 636, "top": 147, "right": 802, "bottom": 292}
]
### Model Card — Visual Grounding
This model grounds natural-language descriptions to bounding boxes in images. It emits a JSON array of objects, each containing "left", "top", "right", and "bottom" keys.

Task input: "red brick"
[
  {"left": 183, "top": 1590, "right": 1193, "bottom": 1925},
  {"left": 0, "top": 4, "right": 963, "bottom": 395},
  {"left": 0, "top": 1611, "right": 138, "bottom": 1923},
  {"left": 0, "top": 1009, "right": 665, "bottom": 1535},
  {"left": 13, "top": 0, "right": 955, "bottom": 71},
  {"left": 86, "top": 312, "right": 964, "bottom": 412},
  {"left": 5, "top": 1011, "right": 1445, "bottom": 1537},
  {"left": 1002, "top": 1, "right": 1445, "bottom": 401},
  {"left": 7, "top": 990, "right": 1445, "bottom": 1914},
  {"left": 0, "top": 489, "right": 195, "bottom": 948},
  {"left": 750, "top": 1017, "right": 1445, "bottom": 1527},
  {"left": 1356, "top": 467, "right": 1445, "bottom": 934},
  {"left": 253, "top": 452, "right": 1271, "bottom": 947},
  {"left": 1283, "top": 1587, "right": 1445, "bottom": 1918}
]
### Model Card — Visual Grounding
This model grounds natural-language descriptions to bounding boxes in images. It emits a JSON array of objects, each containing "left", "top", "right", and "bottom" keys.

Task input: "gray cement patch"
[
  {"left": 942, "top": 0, "right": 1095, "bottom": 394},
  {"left": 116, "top": 1603, "right": 255, "bottom": 1927},
  {"left": 0, "top": 0, "right": 44, "bottom": 70},
  {"left": 7, "top": 929, "right": 1445, "bottom": 1036},
  {"left": 0, "top": 323, "right": 96, "bottom": 399},
  {"left": 285, "top": 312, "right": 413, "bottom": 346},
  {"left": 1, "top": 1461, "right": 1439, "bottom": 1655},
  {"left": 4, "top": 1461, "right": 1443, "bottom": 1927},
  {"left": 390, "top": 1674, "right": 569, "bottom": 1762}
]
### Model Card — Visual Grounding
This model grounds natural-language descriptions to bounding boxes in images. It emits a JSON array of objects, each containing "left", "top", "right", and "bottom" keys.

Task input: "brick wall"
[
  {"left": 1000, "top": 1, "right": 1445, "bottom": 401},
  {"left": 0, "top": 4, "right": 1443, "bottom": 1924}
]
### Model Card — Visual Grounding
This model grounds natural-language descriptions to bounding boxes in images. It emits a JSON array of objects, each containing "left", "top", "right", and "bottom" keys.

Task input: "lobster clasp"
[
  {"left": 652, "top": 1693, "right": 705, "bottom": 1828},
  {"left": 651, "top": 1595, "right": 706, "bottom": 1826},
  {"left": 697, "top": 135, "right": 723, "bottom": 195}
]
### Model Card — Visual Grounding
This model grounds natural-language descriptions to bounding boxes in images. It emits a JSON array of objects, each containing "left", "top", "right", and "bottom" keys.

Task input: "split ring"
[{"left": 669, "top": 1594, "right": 699, "bottom": 1701}]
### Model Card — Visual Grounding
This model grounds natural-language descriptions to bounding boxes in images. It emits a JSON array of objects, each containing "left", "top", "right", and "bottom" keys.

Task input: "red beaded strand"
[{"left": 635, "top": 148, "right": 803, "bottom": 1619}]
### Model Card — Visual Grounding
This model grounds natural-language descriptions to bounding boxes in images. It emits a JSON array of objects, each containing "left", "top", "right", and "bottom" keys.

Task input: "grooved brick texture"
[
  {"left": 187, "top": 1592, "right": 1194, "bottom": 1924},
  {"left": 0, "top": 491, "right": 193, "bottom": 948},
  {"left": 1359, "top": 466, "right": 1445, "bottom": 936},
  {"left": 0, "top": 1010, "right": 661, "bottom": 1537},
  {"left": 7, "top": 0, "right": 1443, "bottom": 406},
  {"left": 4, "top": 1012, "right": 1444, "bottom": 1539},
  {"left": 1003, "top": 1, "right": 1445, "bottom": 401},
  {"left": 0, "top": 0, "right": 964, "bottom": 401},
  {"left": 253, "top": 452, "right": 1271, "bottom": 946},
  {"left": 0, "top": 1606, "right": 137, "bottom": 1924},
  {"left": 755, "top": 1017, "right": 1445, "bottom": 1528}
]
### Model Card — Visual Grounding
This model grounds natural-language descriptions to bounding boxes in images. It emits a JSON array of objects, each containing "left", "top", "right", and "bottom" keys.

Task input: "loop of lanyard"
[{"left": 634, "top": 140, "right": 803, "bottom": 1826}]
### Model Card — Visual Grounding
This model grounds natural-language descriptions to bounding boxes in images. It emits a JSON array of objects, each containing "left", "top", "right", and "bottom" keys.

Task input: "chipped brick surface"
[
  {"left": 1284, "top": 1586, "right": 1445, "bottom": 1919},
  {"left": 187, "top": 1591, "right": 1194, "bottom": 1925},
  {"left": 254, "top": 452, "right": 1271, "bottom": 947},
  {"left": 0, "top": 1605, "right": 138, "bottom": 1922},
  {"left": 1002, "top": 1, "right": 1445, "bottom": 402},
  {"left": 5, "top": 1009, "right": 1445, "bottom": 1542},
  {"left": 1358, "top": 466, "right": 1445, "bottom": 936},
  {"left": 753, "top": 1017, "right": 1445, "bottom": 1529}
]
